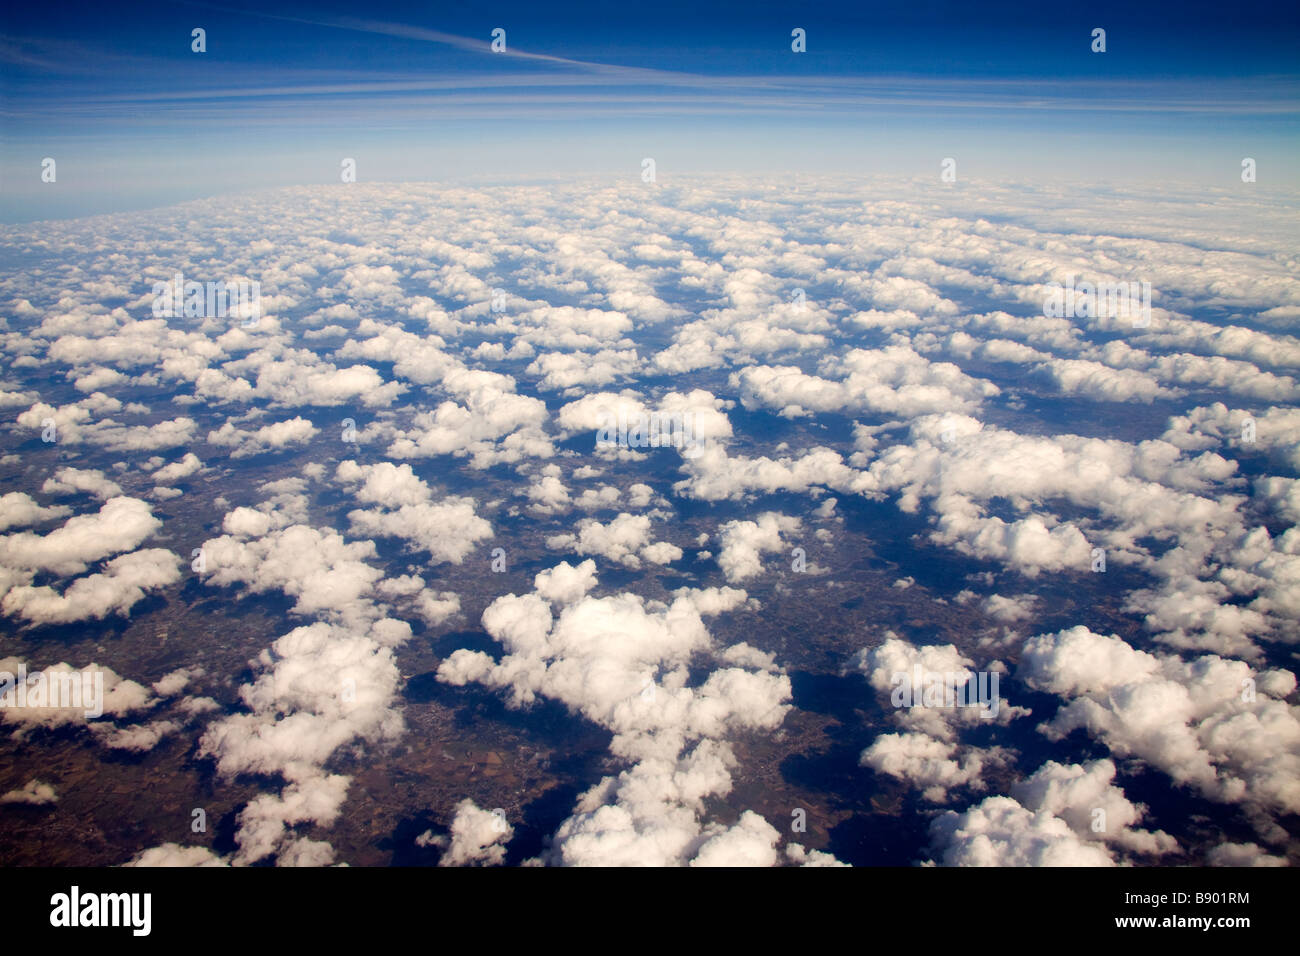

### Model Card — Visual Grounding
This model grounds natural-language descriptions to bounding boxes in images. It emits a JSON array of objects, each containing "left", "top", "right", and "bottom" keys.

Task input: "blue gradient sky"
[{"left": 2, "top": 0, "right": 1298, "bottom": 220}]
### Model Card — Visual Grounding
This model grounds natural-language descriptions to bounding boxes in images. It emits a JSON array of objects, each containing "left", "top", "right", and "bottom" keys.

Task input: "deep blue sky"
[{"left": 2, "top": 0, "right": 1297, "bottom": 219}]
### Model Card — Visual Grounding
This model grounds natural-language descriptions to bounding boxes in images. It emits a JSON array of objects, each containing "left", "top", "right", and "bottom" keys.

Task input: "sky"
[{"left": 1, "top": 0, "right": 1298, "bottom": 220}]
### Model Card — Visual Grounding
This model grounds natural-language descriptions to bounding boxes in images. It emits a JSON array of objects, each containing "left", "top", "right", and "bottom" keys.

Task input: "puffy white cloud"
[
  {"left": 573, "top": 484, "right": 623, "bottom": 512},
  {"left": 150, "top": 452, "right": 203, "bottom": 484},
  {"left": 0, "top": 658, "right": 155, "bottom": 730},
  {"left": 928, "top": 796, "right": 1117, "bottom": 866},
  {"left": 689, "top": 810, "right": 781, "bottom": 867},
  {"left": 86, "top": 416, "right": 198, "bottom": 453},
  {"left": 202, "top": 620, "right": 406, "bottom": 776},
  {"left": 547, "top": 513, "right": 682, "bottom": 569},
  {"left": 716, "top": 513, "right": 801, "bottom": 583},
  {"left": 856, "top": 635, "right": 1024, "bottom": 739},
  {"left": 225, "top": 773, "right": 351, "bottom": 866},
  {"left": 92, "top": 718, "right": 181, "bottom": 752},
  {"left": 6, "top": 174, "right": 1300, "bottom": 869},
  {"left": 524, "top": 465, "right": 572, "bottom": 515},
  {"left": 1036, "top": 357, "right": 1175, "bottom": 403},
  {"left": 731, "top": 345, "right": 998, "bottom": 419},
  {"left": 207, "top": 416, "right": 318, "bottom": 458},
  {"left": 547, "top": 744, "right": 778, "bottom": 867},
  {"left": 0, "top": 779, "right": 57, "bottom": 805},
  {"left": 15, "top": 401, "right": 197, "bottom": 452},
  {"left": 152, "top": 666, "right": 202, "bottom": 698},
  {"left": 1010, "top": 759, "right": 1177, "bottom": 857},
  {"left": 1164, "top": 402, "right": 1300, "bottom": 470},
  {"left": 0, "top": 496, "right": 161, "bottom": 577},
  {"left": 335, "top": 460, "right": 492, "bottom": 564},
  {"left": 429, "top": 800, "right": 514, "bottom": 866},
  {"left": 854, "top": 635, "right": 1023, "bottom": 802},
  {"left": 862, "top": 732, "right": 994, "bottom": 804},
  {"left": 1090, "top": 341, "right": 1298, "bottom": 403},
  {"left": 528, "top": 348, "right": 641, "bottom": 391},
  {"left": 379, "top": 364, "right": 551, "bottom": 467},
  {"left": 70, "top": 366, "right": 128, "bottom": 392},
  {"left": 196, "top": 614, "right": 412, "bottom": 865},
  {"left": 438, "top": 562, "right": 792, "bottom": 865},
  {"left": 409, "top": 589, "right": 461, "bottom": 628},
  {"left": 40, "top": 467, "right": 122, "bottom": 501},
  {"left": 1020, "top": 626, "right": 1300, "bottom": 816},
  {"left": 15, "top": 401, "right": 92, "bottom": 444},
  {"left": 1206, "top": 842, "right": 1288, "bottom": 867},
  {"left": 124, "top": 844, "right": 229, "bottom": 867},
  {"left": 556, "top": 389, "right": 734, "bottom": 448},
  {"left": 675, "top": 445, "right": 857, "bottom": 502},
  {"left": 534, "top": 559, "right": 599, "bottom": 606},
  {"left": 1019, "top": 626, "right": 1162, "bottom": 697},
  {"left": 3, "top": 548, "right": 181, "bottom": 625},
  {"left": 201, "top": 523, "right": 385, "bottom": 625},
  {"left": 274, "top": 837, "right": 338, "bottom": 868},
  {"left": 785, "top": 843, "right": 850, "bottom": 866},
  {"left": 198, "top": 353, "right": 406, "bottom": 409},
  {"left": 850, "top": 413, "right": 1247, "bottom": 585},
  {"left": 983, "top": 593, "right": 1038, "bottom": 624},
  {"left": 0, "top": 493, "right": 71, "bottom": 531}
]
